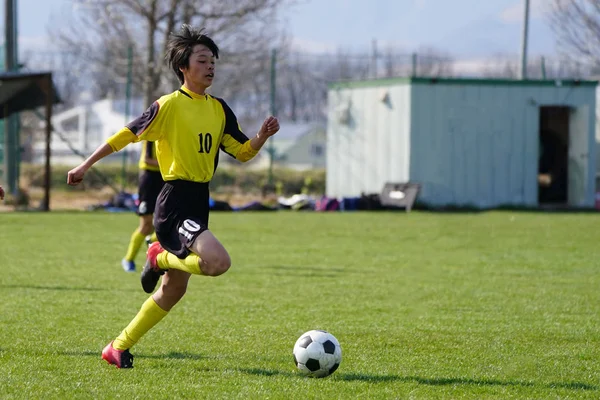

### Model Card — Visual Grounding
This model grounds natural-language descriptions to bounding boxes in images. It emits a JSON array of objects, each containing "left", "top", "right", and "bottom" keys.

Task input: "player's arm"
[
  {"left": 234, "top": 116, "right": 280, "bottom": 161},
  {"left": 217, "top": 98, "right": 279, "bottom": 162},
  {"left": 248, "top": 116, "right": 280, "bottom": 152},
  {"left": 67, "top": 101, "right": 165, "bottom": 186},
  {"left": 233, "top": 116, "right": 280, "bottom": 161}
]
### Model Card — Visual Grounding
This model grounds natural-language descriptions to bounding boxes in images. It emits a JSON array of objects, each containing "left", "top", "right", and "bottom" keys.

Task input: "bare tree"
[
  {"left": 548, "top": 0, "right": 600, "bottom": 69},
  {"left": 49, "top": 0, "right": 292, "bottom": 107},
  {"left": 269, "top": 44, "right": 456, "bottom": 123},
  {"left": 271, "top": 48, "right": 372, "bottom": 122},
  {"left": 413, "top": 46, "right": 454, "bottom": 77},
  {"left": 477, "top": 54, "right": 520, "bottom": 78},
  {"left": 378, "top": 45, "right": 453, "bottom": 78}
]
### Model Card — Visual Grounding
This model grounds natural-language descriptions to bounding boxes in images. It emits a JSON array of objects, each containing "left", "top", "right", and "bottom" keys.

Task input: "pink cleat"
[{"left": 101, "top": 341, "right": 133, "bottom": 368}]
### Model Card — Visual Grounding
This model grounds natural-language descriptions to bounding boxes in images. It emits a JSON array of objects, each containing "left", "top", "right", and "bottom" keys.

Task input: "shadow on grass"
[
  {"left": 238, "top": 368, "right": 296, "bottom": 378},
  {"left": 137, "top": 352, "right": 205, "bottom": 361},
  {"left": 59, "top": 350, "right": 102, "bottom": 357},
  {"left": 261, "top": 265, "right": 357, "bottom": 278},
  {"left": 339, "top": 374, "right": 598, "bottom": 391},
  {"left": 59, "top": 350, "right": 204, "bottom": 361},
  {"left": 1, "top": 284, "right": 106, "bottom": 292},
  {"left": 414, "top": 203, "right": 600, "bottom": 214},
  {"left": 238, "top": 369, "right": 598, "bottom": 391}
]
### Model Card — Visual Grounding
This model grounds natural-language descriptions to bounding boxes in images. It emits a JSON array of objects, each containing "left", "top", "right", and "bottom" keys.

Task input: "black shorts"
[
  {"left": 153, "top": 180, "right": 210, "bottom": 259},
  {"left": 137, "top": 170, "right": 164, "bottom": 216}
]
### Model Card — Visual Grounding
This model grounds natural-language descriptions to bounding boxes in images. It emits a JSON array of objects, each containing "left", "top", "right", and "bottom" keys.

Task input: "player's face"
[{"left": 182, "top": 44, "right": 215, "bottom": 91}]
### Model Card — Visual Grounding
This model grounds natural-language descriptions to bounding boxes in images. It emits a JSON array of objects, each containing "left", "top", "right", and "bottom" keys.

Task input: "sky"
[
  {"left": 280, "top": 0, "right": 554, "bottom": 56},
  {"left": 3, "top": 0, "right": 556, "bottom": 60}
]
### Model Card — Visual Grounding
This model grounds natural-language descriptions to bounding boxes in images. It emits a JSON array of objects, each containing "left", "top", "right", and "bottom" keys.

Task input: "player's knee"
[{"left": 202, "top": 253, "right": 231, "bottom": 276}]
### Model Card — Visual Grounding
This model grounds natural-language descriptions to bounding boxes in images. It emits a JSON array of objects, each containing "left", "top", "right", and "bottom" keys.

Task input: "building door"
[{"left": 538, "top": 106, "right": 569, "bottom": 205}]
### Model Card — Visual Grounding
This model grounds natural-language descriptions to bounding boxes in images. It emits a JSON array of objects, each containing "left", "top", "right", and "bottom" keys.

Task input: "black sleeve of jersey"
[
  {"left": 127, "top": 102, "right": 160, "bottom": 136},
  {"left": 214, "top": 97, "right": 249, "bottom": 145}
]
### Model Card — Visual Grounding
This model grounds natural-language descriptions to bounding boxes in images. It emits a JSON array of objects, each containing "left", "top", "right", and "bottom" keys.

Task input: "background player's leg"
[
  {"left": 123, "top": 214, "right": 154, "bottom": 269},
  {"left": 145, "top": 232, "right": 158, "bottom": 246}
]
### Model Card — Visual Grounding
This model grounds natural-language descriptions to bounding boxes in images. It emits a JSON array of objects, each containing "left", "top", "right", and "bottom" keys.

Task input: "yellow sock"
[
  {"left": 113, "top": 297, "right": 168, "bottom": 350},
  {"left": 124, "top": 229, "right": 146, "bottom": 261},
  {"left": 149, "top": 232, "right": 158, "bottom": 242},
  {"left": 157, "top": 251, "right": 202, "bottom": 275}
]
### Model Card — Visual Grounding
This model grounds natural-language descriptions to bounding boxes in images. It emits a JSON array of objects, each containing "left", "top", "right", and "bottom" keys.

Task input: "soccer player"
[
  {"left": 121, "top": 141, "right": 164, "bottom": 272},
  {"left": 0, "top": 185, "right": 4, "bottom": 200},
  {"left": 66, "top": 25, "right": 280, "bottom": 369}
]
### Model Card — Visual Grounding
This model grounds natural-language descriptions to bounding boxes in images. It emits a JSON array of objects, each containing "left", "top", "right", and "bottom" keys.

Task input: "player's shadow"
[
  {"left": 1, "top": 284, "right": 107, "bottom": 292},
  {"left": 262, "top": 265, "right": 354, "bottom": 278},
  {"left": 58, "top": 350, "right": 204, "bottom": 361},
  {"left": 60, "top": 350, "right": 101, "bottom": 357},
  {"left": 238, "top": 369, "right": 598, "bottom": 392},
  {"left": 137, "top": 352, "right": 205, "bottom": 361}
]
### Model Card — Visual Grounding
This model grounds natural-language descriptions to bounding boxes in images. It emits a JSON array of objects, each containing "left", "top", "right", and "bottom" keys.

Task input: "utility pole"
[
  {"left": 4, "top": 0, "right": 16, "bottom": 71},
  {"left": 268, "top": 48, "right": 277, "bottom": 187},
  {"left": 4, "top": 0, "right": 19, "bottom": 195},
  {"left": 519, "top": 0, "right": 530, "bottom": 80},
  {"left": 121, "top": 45, "right": 133, "bottom": 192},
  {"left": 411, "top": 53, "right": 418, "bottom": 78},
  {"left": 371, "top": 39, "right": 378, "bottom": 79}
]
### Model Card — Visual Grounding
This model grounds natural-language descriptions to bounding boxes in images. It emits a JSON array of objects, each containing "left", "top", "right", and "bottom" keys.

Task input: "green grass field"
[{"left": 1, "top": 211, "right": 599, "bottom": 399}]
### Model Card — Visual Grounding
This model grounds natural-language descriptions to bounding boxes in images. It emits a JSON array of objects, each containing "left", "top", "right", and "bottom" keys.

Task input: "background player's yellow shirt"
[
  {"left": 138, "top": 141, "right": 160, "bottom": 172},
  {"left": 107, "top": 86, "right": 258, "bottom": 183}
]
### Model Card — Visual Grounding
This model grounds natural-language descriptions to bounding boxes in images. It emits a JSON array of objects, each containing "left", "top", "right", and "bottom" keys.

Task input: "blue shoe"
[{"left": 121, "top": 259, "right": 136, "bottom": 272}]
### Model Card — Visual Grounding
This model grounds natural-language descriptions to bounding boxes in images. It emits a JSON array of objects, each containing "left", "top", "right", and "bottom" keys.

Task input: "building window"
[{"left": 311, "top": 144, "right": 323, "bottom": 157}]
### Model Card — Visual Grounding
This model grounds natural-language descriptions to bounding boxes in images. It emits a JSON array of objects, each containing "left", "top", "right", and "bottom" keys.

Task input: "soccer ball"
[{"left": 293, "top": 330, "right": 342, "bottom": 378}]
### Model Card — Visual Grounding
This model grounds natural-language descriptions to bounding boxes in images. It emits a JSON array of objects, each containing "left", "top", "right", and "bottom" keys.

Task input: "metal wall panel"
[
  {"left": 327, "top": 79, "right": 596, "bottom": 207},
  {"left": 410, "top": 82, "right": 596, "bottom": 207},
  {"left": 326, "top": 84, "right": 411, "bottom": 198}
]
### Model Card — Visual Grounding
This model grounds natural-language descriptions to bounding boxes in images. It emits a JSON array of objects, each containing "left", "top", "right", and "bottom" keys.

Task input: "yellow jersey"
[{"left": 107, "top": 86, "right": 257, "bottom": 182}]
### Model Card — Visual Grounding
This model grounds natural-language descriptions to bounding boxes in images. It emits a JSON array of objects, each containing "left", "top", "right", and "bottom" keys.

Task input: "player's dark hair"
[{"left": 166, "top": 24, "right": 220, "bottom": 84}]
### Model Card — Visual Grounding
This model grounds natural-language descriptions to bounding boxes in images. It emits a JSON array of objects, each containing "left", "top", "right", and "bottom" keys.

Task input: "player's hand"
[
  {"left": 67, "top": 164, "right": 88, "bottom": 186},
  {"left": 0, "top": 185, "right": 4, "bottom": 200},
  {"left": 259, "top": 116, "right": 280, "bottom": 138}
]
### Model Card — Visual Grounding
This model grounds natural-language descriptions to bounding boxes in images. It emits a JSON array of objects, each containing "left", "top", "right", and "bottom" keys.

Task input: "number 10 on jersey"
[{"left": 198, "top": 133, "right": 213, "bottom": 153}]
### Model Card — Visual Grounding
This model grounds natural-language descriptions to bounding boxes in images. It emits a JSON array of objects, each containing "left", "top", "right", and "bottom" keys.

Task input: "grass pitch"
[{"left": 1, "top": 210, "right": 599, "bottom": 399}]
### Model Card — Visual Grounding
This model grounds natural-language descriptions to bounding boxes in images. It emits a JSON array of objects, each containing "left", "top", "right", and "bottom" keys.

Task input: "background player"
[{"left": 121, "top": 141, "right": 164, "bottom": 272}]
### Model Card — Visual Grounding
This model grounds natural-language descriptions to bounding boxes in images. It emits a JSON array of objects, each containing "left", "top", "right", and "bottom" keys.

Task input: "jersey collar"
[{"left": 180, "top": 85, "right": 208, "bottom": 100}]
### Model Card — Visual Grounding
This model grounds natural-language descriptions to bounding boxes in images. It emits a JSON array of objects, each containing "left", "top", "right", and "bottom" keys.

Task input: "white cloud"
[{"left": 499, "top": 0, "right": 548, "bottom": 23}]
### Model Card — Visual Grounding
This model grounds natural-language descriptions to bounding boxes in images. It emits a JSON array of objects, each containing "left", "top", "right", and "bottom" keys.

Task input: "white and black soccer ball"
[{"left": 293, "top": 330, "right": 342, "bottom": 378}]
